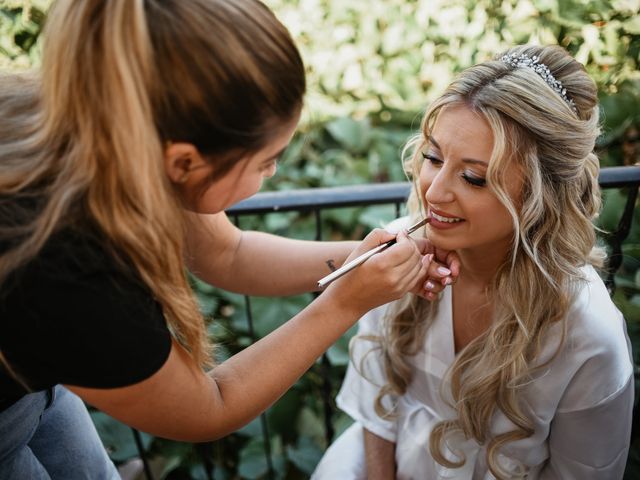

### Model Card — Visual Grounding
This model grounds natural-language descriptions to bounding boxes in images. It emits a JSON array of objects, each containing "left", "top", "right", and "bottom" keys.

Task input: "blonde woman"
[
  {"left": 0, "top": 1, "right": 447, "bottom": 477},
  {"left": 313, "top": 45, "right": 634, "bottom": 479}
]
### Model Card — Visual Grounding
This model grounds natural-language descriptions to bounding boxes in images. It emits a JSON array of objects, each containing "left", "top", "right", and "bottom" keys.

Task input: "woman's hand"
[
  {"left": 412, "top": 238, "right": 460, "bottom": 301},
  {"left": 323, "top": 228, "right": 428, "bottom": 317}
]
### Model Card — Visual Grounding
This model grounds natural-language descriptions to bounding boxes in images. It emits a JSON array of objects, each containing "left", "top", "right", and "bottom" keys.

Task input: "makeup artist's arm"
[
  {"left": 184, "top": 211, "right": 358, "bottom": 295},
  {"left": 69, "top": 229, "right": 427, "bottom": 442}
]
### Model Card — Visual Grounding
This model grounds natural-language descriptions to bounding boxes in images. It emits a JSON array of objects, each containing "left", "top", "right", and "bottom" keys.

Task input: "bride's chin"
[{"left": 427, "top": 237, "right": 454, "bottom": 252}]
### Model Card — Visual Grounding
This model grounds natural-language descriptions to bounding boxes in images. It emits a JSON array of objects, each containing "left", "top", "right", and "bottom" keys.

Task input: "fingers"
[
  {"left": 373, "top": 231, "right": 426, "bottom": 291},
  {"left": 327, "top": 230, "right": 427, "bottom": 312},
  {"left": 413, "top": 248, "right": 462, "bottom": 301},
  {"left": 345, "top": 228, "right": 396, "bottom": 261},
  {"left": 442, "top": 250, "right": 461, "bottom": 278},
  {"left": 412, "top": 254, "right": 444, "bottom": 301},
  {"left": 338, "top": 226, "right": 462, "bottom": 308},
  {"left": 363, "top": 228, "right": 397, "bottom": 248}
]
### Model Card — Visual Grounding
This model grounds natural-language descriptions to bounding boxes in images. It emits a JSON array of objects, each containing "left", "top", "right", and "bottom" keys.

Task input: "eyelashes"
[
  {"left": 259, "top": 157, "right": 280, "bottom": 172},
  {"left": 461, "top": 172, "right": 486, "bottom": 187},
  {"left": 421, "top": 152, "right": 487, "bottom": 187}
]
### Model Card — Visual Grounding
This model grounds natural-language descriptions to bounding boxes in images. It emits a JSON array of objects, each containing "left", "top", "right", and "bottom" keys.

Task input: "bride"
[{"left": 313, "top": 44, "right": 633, "bottom": 480}]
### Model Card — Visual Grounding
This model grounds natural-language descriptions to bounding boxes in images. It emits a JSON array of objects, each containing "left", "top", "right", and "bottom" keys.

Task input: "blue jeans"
[{"left": 0, "top": 385, "right": 119, "bottom": 479}]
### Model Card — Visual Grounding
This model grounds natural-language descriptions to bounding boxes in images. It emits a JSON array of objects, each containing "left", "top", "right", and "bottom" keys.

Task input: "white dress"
[{"left": 313, "top": 266, "right": 633, "bottom": 479}]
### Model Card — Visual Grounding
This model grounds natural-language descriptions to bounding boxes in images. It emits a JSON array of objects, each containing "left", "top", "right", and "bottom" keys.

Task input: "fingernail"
[
  {"left": 425, "top": 281, "right": 435, "bottom": 290},
  {"left": 437, "top": 266, "right": 451, "bottom": 276},
  {"left": 443, "top": 277, "right": 452, "bottom": 286}
]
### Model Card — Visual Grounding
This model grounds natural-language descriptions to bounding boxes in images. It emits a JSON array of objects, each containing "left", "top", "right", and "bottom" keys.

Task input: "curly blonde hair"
[{"left": 368, "top": 45, "right": 603, "bottom": 479}]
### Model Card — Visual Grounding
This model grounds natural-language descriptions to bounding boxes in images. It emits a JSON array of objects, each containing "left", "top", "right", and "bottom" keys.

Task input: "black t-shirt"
[{"left": 0, "top": 226, "right": 172, "bottom": 411}]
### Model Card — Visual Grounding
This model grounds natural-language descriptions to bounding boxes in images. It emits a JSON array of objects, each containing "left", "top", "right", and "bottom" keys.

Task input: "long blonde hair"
[
  {"left": 368, "top": 45, "right": 603, "bottom": 478},
  {"left": 0, "top": 0, "right": 305, "bottom": 371}
]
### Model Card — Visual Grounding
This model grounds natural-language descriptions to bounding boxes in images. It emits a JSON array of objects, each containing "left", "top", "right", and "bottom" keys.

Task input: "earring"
[{"left": 178, "top": 172, "right": 190, "bottom": 183}]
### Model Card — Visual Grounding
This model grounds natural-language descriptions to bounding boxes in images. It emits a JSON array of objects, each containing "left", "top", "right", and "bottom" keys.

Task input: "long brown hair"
[{"left": 0, "top": 0, "right": 305, "bottom": 369}]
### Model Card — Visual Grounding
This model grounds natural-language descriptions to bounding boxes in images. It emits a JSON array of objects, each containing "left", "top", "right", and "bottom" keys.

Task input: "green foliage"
[
  {"left": 0, "top": 0, "right": 48, "bottom": 69},
  {"left": 90, "top": 411, "right": 154, "bottom": 464},
  {"left": 2, "top": 0, "right": 639, "bottom": 478}
]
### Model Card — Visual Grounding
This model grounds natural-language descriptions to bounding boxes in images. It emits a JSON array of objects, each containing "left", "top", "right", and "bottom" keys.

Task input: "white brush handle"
[{"left": 317, "top": 242, "right": 391, "bottom": 288}]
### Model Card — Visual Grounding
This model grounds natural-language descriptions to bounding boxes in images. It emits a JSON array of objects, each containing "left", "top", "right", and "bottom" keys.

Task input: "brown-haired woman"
[{"left": 0, "top": 1, "right": 439, "bottom": 477}]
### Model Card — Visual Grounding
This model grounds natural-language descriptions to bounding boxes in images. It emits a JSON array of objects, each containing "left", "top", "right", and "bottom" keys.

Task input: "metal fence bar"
[
  {"left": 606, "top": 182, "right": 639, "bottom": 294},
  {"left": 312, "top": 208, "right": 337, "bottom": 445},
  {"left": 227, "top": 182, "right": 411, "bottom": 215},
  {"left": 231, "top": 215, "right": 275, "bottom": 480},
  {"left": 227, "top": 166, "right": 640, "bottom": 216},
  {"left": 131, "top": 428, "right": 153, "bottom": 480}
]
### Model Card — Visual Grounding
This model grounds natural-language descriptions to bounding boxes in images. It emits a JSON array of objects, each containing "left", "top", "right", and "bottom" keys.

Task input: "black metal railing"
[{"left": 133, "top": 165, "right": 640, "bottom": 479}]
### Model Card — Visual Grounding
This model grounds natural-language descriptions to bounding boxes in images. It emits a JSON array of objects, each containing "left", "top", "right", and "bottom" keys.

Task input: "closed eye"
[
  {"left": 421, "top": 152, "right": 443, "bottom": 166},
  {"left": 461, "top": 172, "right": 486, "bottom": 187}
]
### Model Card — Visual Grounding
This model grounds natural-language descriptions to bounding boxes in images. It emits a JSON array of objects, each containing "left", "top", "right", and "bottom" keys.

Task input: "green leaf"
[
  {"left": 286, "top": 436, "right": 324, "bottom": 474},
  {"left": 333, "top": 411, "right": 355, "bottom": 438},
  {"left": 327, "top": 323, "right": 358, "bottom": 366},
  {"left": 237, "top": 436, "right": 285, "bottom": 479},
  {"left": 236, "top": 416, "right": 263, "bottom": 438},
  {"left": 296, "top": 407, "right": 326, "bottom": 446},
  {"left": 267, "top": 388, "right": 303, "bottom": 438},
  {"left": 622, "top": 14, "right": 640, "bottom": 34},
  {"left": 232, "top": 295, "right": 312, "bottom": 338},
  {"left": 238, "top": 437, "right": 269, "bottom": 479},
  {"left": 599, "top": 89, "right": 640, "bottom": 146},
  {"left": 598, "top": 188, "right": 628, "bottom": 232},
  {"left": 90, "top": 412, "right": 152, "bottom": 463},
  {"left": 325, "top": 117, "right": 372, "bottom": 153}
]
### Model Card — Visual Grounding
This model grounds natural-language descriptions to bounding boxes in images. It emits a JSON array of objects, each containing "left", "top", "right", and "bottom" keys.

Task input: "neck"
[{"left": 456, "top": 244, "right": 510, "bottom": 288}]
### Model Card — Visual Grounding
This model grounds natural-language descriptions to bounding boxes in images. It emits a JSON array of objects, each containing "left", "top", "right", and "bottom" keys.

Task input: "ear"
[{"left": 164, "top": 142, "right": 203, "bottom": 184}]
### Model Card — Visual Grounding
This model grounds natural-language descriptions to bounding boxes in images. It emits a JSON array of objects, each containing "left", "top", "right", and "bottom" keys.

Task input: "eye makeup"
[
  {"left": 461, "top": 171, "right": 486, "bottom": 187},
  {"left": 421, "top": 145, "right": 487, "bottom": 188}
]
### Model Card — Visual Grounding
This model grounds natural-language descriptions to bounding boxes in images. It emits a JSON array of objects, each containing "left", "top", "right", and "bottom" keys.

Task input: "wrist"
[{"left": 318, "top": 283, "right": 371, "bottom": 320}]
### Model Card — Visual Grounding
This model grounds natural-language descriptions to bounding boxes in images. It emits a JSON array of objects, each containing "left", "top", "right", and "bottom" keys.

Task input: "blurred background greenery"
[{"left": 1, "top": 0, "right": 639, "bottom": 478}]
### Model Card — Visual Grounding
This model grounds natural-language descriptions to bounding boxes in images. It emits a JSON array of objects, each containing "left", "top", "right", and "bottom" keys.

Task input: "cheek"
[
  {"left": 418, "top": 165, "right": 431, "bottom": 200},
  {"left": 480, "top": 198, "right": 515, "bottom": 237}
]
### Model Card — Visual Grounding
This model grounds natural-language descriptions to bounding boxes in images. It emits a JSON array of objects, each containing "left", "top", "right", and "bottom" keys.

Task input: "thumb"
[{"left": 394, "top": 229, "right": 410, "bottom": 244}]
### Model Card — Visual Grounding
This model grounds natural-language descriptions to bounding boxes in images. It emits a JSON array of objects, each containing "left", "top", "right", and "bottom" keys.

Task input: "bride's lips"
[{"left": 428, "top": 208, "right": 465, "bottom": 230}]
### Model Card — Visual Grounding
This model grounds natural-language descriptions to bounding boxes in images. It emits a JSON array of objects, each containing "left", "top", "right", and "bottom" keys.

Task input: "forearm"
[
  {"left": 225, "top": 230, "right": 357, "bottom": 295},
  {"left": 185, "top": 211, "right": 356, "bottom": 295},
  {"left": 204, "top": 292, "right": 366, "bottom": 436},
  {"left": 72, "top": 228, "right": 427, "bottom": 442},
  {"left": 69, "top": 293, "right": 365, "bottom": 443},
  {"left": 364, "top": 428, "right": 396, "bottom": 479}
]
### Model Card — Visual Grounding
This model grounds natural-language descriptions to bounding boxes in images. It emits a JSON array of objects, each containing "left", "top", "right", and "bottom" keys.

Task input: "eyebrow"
[{"left": 427, "top": 135, "right": 489, "bottom": 167}]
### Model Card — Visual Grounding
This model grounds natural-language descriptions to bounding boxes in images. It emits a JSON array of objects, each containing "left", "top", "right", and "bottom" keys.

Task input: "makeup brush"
[{"left": 317, "top": 217, "right": 431, "bottom": 288}]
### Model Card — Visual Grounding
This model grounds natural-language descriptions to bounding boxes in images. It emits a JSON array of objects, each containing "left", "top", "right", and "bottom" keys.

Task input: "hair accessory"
[{"left": 500, "top": 53, "right": 577, "bottom": 114}]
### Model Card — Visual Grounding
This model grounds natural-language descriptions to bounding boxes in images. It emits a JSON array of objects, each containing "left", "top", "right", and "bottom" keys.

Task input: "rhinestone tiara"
[{"left": 500, "top": 53, "right": 577, "bottom": 114}]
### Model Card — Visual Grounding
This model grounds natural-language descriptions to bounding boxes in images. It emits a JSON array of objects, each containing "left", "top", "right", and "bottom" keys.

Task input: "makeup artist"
[{"left": 0, "top": 0, "right": 459, "bottom": 477}]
